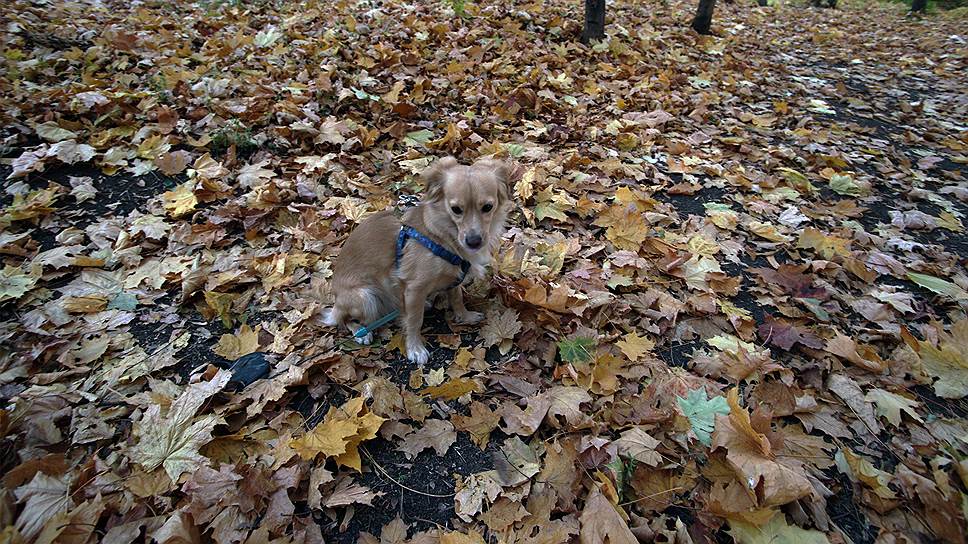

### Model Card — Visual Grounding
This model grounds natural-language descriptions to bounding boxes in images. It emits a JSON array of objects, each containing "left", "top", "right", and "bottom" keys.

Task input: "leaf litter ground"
[{"left": 1, "top": 0, "right": 968, "bottom": 543}]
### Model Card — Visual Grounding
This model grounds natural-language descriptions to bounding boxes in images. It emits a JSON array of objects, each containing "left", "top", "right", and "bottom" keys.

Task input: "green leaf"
[
  {"left": 729, "top": 513, "right": 830, "bottom": 544},
  {"left": 108, "top": 292, "right": 138, "bottom": 311},
  {"left": 0, "top": 265, "right": 40, "bottom": 303},
  {"left": 404, "top": 129, "right": 434, "bottom": 147},
  {"left": 676, "top": 388, "right": 729, "bottom": 446},
  {"left": 776, "top": 168, "right": 816, "bottom": 194},
  {"left": 506, "top": 144, "right": 525, "bottom": 158},
  {"left": 254, "top": 26, "right": 282, "bottom": 48},
  {"left": 557, "top": 337, "right": 596, "bottom": 364},
  {"left": 907, "top": 272, "right": 968, "bottom": 301},
  {"left": 829, "top": 174, "right": 862, "bottom": 196}
]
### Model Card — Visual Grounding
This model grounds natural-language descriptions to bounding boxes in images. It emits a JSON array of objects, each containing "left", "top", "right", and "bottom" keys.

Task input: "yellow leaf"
[
  {"left": 334, "top": 411, "right": 385, "bottom": 471},
  {"left": 203, "top": 291, "right": 239, "bottom": 328},
  {"left": 63, "top": 295, "right": 108, "bottom": 313},
  {"left": 797, "top": 228, "right": 850, "bottom": 259},
  {"left": 162, "top": 182, "right": 198, "bottom": 218},
  {"left": 596, "top": 205, "right": 649, "bottom": 251},
  {"left": 213, "top": 324, "right": 261, "bottom": 360},
  {"left": 421, "top": 378, "right": 483, "bottom": 401},
  {"left": 440, "top": 531, "right": 486, "bottom": 544},
  {"left": 515, "top": 167, "right": 537, "bottom": 202},
  {"left": 289, "top": 419, "right": 359, "bottom": 460},
  {"left": 616, "top": 332, "right": 654, "bottom": 361},
  {"left": 748, "top": 221, "right": 792, "bottom": 242}
]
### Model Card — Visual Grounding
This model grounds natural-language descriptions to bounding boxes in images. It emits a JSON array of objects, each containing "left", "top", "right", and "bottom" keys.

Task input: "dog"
[{"left": 323, "top": 156, "right": 510, "bottom": 365}]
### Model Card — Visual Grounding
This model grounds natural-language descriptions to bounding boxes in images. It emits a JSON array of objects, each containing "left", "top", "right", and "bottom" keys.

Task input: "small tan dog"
[{"left": 323, "top": 156, "right": 510, "bottom": 365}]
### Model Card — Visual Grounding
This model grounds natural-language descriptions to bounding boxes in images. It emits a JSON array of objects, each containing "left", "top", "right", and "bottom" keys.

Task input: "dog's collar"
[{"left": 396, "top": 225, "right": 471, "bottom": 288}]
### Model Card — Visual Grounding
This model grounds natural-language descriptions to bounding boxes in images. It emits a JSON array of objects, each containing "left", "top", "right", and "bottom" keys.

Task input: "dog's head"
[{"left": 421, "top": 156, "right": 510, "bottom": 252}]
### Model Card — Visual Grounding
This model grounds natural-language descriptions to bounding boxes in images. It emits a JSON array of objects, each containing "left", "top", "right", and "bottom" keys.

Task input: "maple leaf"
[
  {"left": 676, "top": 388, "right": 729, "bottom": 446},
  {"left": 864, "top": 388, "right": 924, "bottom": 426},
  {"left": 493, "top": 436, "right": 540, "bottom": 487},
  {"left": 595, "top": 204, "right": 649, "bottom": 251},
  {"left": 901, "top": 321, "right": 968, "bottom": 399},
  {"left": 797, "top": 228, "right": 851, "bottom": 259},
  {"left": 614, "top": 427, "right": 661, "bottom": 466},
  {"left": 420, "top": 377, "right": 483, "bottom": 401},
  {"left": 13, "top": 473, "right": 74, "bottom": 541},
  {"left": 323, "top": 474, "right": 383, "bottom": 508},
  {"left": 454, "top": 471, "right": 502, "bottom": 522},
  {"left": 128, "top": 369, "right": 231, "bottom": 481},
  {"left": 728, "top": 513, "right": 829, "bottom": 544},
  {"left": 47, "top": 140, "right": 96, "bottom": 164},
  {"left": 439, "top": 531, "right": 486, "bottom": 544},
  {"left": 155, "top": 150, "right": 191, "bottom": 175},
  {"left": 290, "top": 418, "right": 359, "bottom": 460},
  {"left": 541, "top": 386, "right": 593, "bottom": 428},
  {"left": 616, "top": 332, "right": 654, "bottom": 361},
  {"left": 558, "top": 336, "right": 596, "bottom": 364},
  {"left": 213, "top": 324, "right": 261, "bottom": 360},
  {"left": 236, "top": 159, "right": 275, "bottom": 188},
  {"left": 452, "top": 401, "right": 500, "bottom": 448},
  {"left": 835, "top": 448, "right": 897, "bottom": 499},
  {"left": 906, "top": 272, "right": 968, "bottom": 301},
  {"left": 481, "top": 308, "right": 522, "bottom": 354},
  {"left": 824, "top": 332, "right": 886, "bottom": 373},
  {"left": 33, "top": 121, "right": 77, "bottom": 142},
  {"left": 162, "top": 182, "right": 198, "bottom": 218},
  {"left": 578, "top": 486, "right": 637, "bottom": 544},
  {"left": 0, "top": 264, "right": 41, "bottom": 303},
  {"left": 758, "top": 315, "right": 822, "bottom": 351},
  {"left": 399, "top": 418, "right": 457, "bottom": 459},
  {"left": 302, "top": 397, "right": 386, "bottom": 471},
  {"left": 711, "top": 389, "right": 813, "bottom": 508}
]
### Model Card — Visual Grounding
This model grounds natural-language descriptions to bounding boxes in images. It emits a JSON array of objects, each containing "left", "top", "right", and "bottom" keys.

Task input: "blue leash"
[{"left": 353, "top": 309, "right": 400, "bottom": 339}]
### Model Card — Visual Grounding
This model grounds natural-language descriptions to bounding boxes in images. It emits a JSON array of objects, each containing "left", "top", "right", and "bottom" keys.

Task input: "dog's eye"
[
  {"left": 451, "top": 206, "right": 463, "bottom": 215},
  {"left": 481, "top": 203, "right": 493, "bottom": 213}
]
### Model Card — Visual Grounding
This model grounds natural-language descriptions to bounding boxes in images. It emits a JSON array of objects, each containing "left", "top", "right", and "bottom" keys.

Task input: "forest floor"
[{"left": 1, "top": 1, "right": 967, "bottom": 543}]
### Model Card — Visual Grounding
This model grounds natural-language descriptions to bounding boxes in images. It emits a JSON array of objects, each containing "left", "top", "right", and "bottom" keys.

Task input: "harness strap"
[{"left": 396, "top": 225, "right": 471, "bottom": 289}]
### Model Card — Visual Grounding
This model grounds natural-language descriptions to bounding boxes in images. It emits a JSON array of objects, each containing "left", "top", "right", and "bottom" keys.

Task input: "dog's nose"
[{"left": 465, "top": 233, "right": 483, "bottom": 249}]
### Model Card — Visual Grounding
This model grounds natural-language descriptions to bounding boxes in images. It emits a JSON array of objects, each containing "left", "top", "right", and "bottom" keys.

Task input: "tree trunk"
[
  {"left": 691, "top": 0, "right": 716, "bottom": 35},
  {"left": 757, "top": 0, "right": 768, "bottom": 5},
  {"left": 911, "top": 0, "right": 926, "bottom": 12},
  {"left": 582, "top": 0, "right": 606, "bottom": 43}
]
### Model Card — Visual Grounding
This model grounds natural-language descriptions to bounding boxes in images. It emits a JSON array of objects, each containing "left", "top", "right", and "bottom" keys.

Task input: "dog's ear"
[
  {"left": 477, "top": 158, "right": 511, "bottom": 205},
  {"left": 421, "top": 156, "right": 458, "bottom": 202}
]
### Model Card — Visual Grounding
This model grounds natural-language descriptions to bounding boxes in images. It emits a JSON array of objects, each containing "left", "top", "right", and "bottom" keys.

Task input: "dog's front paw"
[
  {"left": 454, "top": 310, "right": 484, "bottom": 325},
  {"left": 406, "top": 339, "right": 430, "bottom": 366}
]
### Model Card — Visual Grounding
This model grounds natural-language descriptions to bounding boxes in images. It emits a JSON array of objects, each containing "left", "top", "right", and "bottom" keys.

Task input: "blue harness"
[
  {"left": 351, "top": 225, "right": 471, "bottom": 341},
  {"left": 395, "top": 225, "right": 470, "bottom": 289}
]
